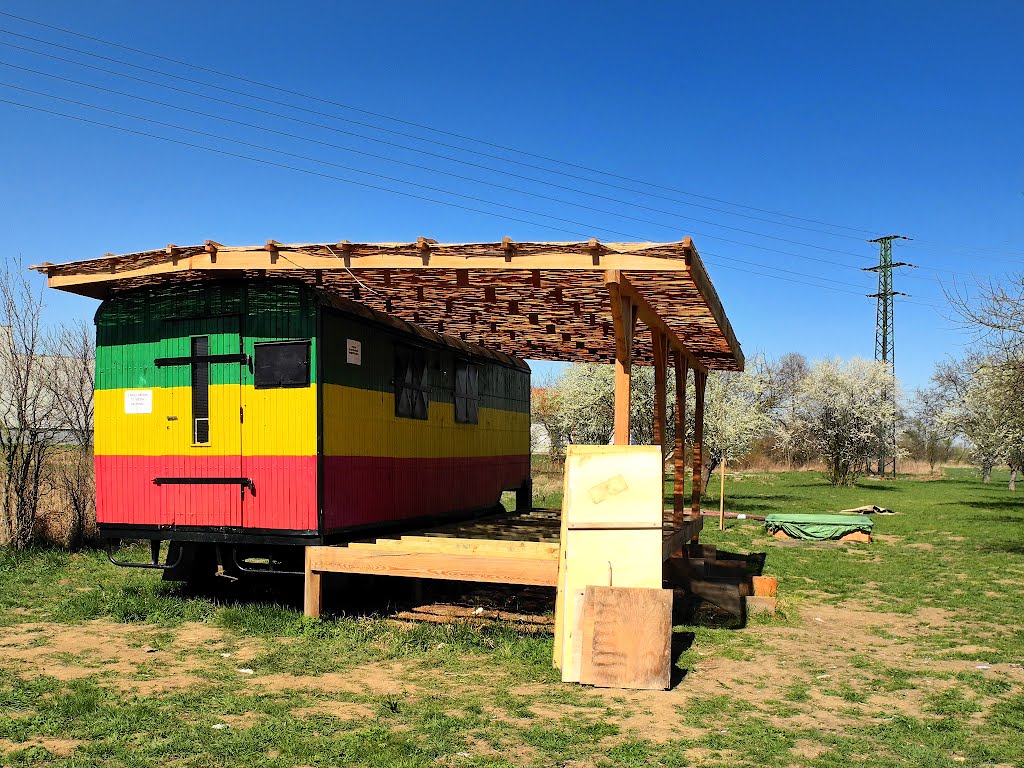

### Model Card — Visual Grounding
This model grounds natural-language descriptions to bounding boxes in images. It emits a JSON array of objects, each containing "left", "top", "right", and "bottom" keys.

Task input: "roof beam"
[{"left": 605, "top": 269, "right": 707, "bottom": 374}]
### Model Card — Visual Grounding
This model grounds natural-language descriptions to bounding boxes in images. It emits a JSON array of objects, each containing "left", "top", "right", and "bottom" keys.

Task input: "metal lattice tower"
[{"left": 863, "top": 235, "right": 913, "bottom": 477}]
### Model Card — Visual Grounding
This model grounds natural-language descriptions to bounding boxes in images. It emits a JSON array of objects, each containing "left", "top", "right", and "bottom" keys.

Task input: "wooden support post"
[
  {"left": 691, "top": 370, "right": 707, "bottom": 515},
  {"left": 672, "top": 350, "right": 688, "bottom": 527},
  {"left": 719, "top": 457, "right": 726, "bottom": 531},
  {"left": 608, "top": 284, "right": 636, "bottom": 445},
  {"left": 304, "top": 547, "right": 322, "bottom": 618},
  {"left": 652, "top": 329, "right": 668, "bottom": 455}
]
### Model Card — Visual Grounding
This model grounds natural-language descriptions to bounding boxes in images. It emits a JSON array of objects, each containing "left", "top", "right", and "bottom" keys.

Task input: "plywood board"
[
  {"left": 554, "top": 445, "right": 666, "bottom": 680},
  {"left": 579, "top": 586, "right": 672, "bottom": 690},
  {"left": 557, "top": 528, "right": 663, "bottom": 681},
  {"left": 561, "top": 445, "right": 664, "bottom": 530}
]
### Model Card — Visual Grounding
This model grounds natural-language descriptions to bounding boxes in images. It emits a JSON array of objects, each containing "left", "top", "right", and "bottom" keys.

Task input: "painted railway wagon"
[{"left": 96, "top": 279, "right": 531, "bottom": 578}]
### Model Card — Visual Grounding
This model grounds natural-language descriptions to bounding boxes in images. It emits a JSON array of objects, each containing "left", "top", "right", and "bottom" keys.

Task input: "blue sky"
[{"left": 0, "top": 1, "right": 1021, "bottom": 392}]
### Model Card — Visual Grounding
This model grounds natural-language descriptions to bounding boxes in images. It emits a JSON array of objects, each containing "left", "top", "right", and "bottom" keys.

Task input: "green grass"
[{"left": 0, "top": 466, "right": 1022, "bottom": 766}]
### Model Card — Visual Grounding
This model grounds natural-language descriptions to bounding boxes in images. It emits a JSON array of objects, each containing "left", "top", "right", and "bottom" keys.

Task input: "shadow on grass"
[
  {"left": 671, "top": 629, "right": 696, "bottom": 688},
  {"left": 940, "top": 500, "right": 1024, "bottom": 512}
]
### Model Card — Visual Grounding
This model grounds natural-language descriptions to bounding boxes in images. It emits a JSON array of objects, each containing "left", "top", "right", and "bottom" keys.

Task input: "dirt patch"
[
  {"left": 251, "top": 662, "right": 418, "bottom": 697},
  {"left": 499, "top": 601, "right": 1000, "bottom": 745},
  {"left": 125, "top": 673, "right": 208, "bottom": 695},
  {"left": 874, "top": 534, "right": 905, "bottom": 544},
  {"left": 792, "top": 739, "right": 828, "bottom": 759},
  {"left": 0, "top": 620, "right": 240, "bottom": 692},
  {"left": 0, "top": 737, "right": 81, "bottom": 757},
  {"left": 292, "top": 701, "right": 375, "bottom": 720}
]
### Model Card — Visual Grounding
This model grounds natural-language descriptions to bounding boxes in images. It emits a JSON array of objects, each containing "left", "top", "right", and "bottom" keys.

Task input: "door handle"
[{"left": 166, "top": 416, "right": 178, "bottom": 421}]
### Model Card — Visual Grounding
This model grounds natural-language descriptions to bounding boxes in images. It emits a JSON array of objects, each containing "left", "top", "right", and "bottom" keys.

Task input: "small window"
[
  {"left": 192, "top": 336, "right": 210, "bottom": 444},
  {"left": 254, "top": 340, "right": 311, "bottom": 389},
  {"left": 395, "top": 346, "right": 429, "bottom": 420},
  {"left": 455, "top": 360, "right": 480, "bottom": 424}
]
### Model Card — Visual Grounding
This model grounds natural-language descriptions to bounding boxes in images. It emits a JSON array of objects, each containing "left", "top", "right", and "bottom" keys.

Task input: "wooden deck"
[{"left": 303, "top": 508, "right": 702, "bottom": 618}]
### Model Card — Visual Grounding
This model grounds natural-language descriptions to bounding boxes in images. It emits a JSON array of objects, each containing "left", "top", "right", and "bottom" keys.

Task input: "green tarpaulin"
[{"left": 764, "top": 513, "right": 874, "bottom": 541}]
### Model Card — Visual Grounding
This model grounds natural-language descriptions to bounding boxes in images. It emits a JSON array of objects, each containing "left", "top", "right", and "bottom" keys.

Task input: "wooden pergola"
[{"left": 34, "top": 236, "right": 743, "bottom": 519}]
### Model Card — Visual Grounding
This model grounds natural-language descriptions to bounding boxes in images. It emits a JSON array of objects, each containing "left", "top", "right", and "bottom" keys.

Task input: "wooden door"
[{"left": 154, "top": 316, "right": 245, "bottom": 529}]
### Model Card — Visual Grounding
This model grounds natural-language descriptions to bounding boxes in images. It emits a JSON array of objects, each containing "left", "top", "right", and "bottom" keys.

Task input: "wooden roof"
[{"left": 32, "top": 238, "right": 743, "bottom": 371}]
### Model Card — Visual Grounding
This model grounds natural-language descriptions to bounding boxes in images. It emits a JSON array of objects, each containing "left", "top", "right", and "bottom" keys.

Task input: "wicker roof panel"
[{"left": 33, "top": 239, "right": 743, "bottom": 371}]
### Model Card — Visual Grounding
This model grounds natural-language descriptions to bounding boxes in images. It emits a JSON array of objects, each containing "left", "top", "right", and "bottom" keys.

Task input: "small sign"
[
  {"left": 346, "top": 339, "right": 362, "bottom": 365},
  {"left": 124, "top": 389, "right": 153, "bottom": 414}
]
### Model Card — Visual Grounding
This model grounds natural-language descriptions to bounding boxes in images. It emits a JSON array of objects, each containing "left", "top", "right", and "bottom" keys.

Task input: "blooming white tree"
[
  {"left": 543, "top": 359, "right": 772, "bottom": 489},
  {"left": 937, "top": 354, "right": 1024, "bottom": 488},
  {"left": 779, "top": 358, "right": 899, "bottom": 486},
  {"left": 697, "top": 365, "right": 773, "bottom": 490},
  {"left": 550, "top": 363, "right": 672, "bottom": 448}
]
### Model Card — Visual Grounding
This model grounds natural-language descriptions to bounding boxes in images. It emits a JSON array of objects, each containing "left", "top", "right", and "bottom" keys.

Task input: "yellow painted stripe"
[
  {"left": 95, "top": 385, "right": 316, "bottom": 456},
  {"left": 322, "top": 383, "right": 529, "bottom": 459}
]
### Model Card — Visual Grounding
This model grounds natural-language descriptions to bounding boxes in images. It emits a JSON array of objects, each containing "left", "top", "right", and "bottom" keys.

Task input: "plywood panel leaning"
[{"left": 579, "top": 586, "right": 673, "bottom": 690}]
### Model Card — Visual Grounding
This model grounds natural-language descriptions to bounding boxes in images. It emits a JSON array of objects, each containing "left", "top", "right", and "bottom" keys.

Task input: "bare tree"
[
  {"left": 948, "top": 274, "right": 1024, "bottom": 357},
  {"left": 45, "top": 321, "right": 95, "bottom": 548},
  {"left": 761, "top": 352, "right": 810, "bottom": 467},
  {"left": 902, "top": 385, "right": 954, "bottom": 473},
  {"left": 0, "top": 268, "right": 60, "bottom": 548}
]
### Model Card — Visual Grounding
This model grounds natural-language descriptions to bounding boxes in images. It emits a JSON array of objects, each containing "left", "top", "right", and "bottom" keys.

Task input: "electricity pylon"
[{"left": 863, "top": 235, "right": 913, "bottom": 477}]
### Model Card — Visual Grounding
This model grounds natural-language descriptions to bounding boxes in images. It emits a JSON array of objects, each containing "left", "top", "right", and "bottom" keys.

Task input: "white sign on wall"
[
  {"left": 124, "top": 389, "right": 153, "bottom": 414},
  {"left": 346, "top": 339, "right": 362, "bottom": 365}
]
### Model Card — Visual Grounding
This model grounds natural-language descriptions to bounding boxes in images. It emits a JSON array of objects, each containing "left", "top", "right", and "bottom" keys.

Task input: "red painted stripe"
[
  {"left": 95, "top": 455, "right": 317, "bottom": 531},
  {"left": 322, "top": 454, "right": 529, "bottom": 530}
]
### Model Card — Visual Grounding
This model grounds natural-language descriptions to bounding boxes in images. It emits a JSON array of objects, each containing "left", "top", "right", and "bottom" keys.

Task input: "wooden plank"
[
  {"left": 44, "top": 247, "right": 696, "bottom": 291},
  {"left": 351, "top": 537, "right": 561, "bottom": 559},
  {"left": 691, "top": 370, "right": 707, "bottom": 515},
  {"left": 304, "top": 547, "right": 322, "bottom": 619},
  {"left": 652, "top": 327, "right": 668, "bottom": 453},
  {"left": 672, "top": 350, "right": 688, "bottom": 526},
  {"left": 684, "top": 242, "right": 745, "bottom": 372},
  {"left": 306, "top": 547, "right": 558, "bottom": 586},
  {"left": 606, "top": 269, "right": 708, "bottom": 375},
  {"left": 608, "top": 282, "right": 634, "bottom": 445},
  {"left": 661, "top": 517, "right": 705, "bottom": 561},
  {"left": 579, "top": 586, "right": 672, "bottom": 690},
  {"left": 561, "top": 445, "right": 664, "bottom": 530}
]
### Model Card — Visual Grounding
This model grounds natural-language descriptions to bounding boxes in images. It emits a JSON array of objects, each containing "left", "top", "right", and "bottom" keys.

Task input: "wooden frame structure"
[
  {"left": 34, "top": 237, "right": 743, "bottom": 512},
  {"left": 301, "top": 509, "right": 705, "bottom": 619},
  {"left": 35, "top": 237, "right": 744, "bottom": 638}
]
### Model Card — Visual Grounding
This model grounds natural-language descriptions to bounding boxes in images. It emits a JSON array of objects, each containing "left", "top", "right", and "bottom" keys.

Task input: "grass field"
[{"left": 1, "top": 467, "right": 1022, "bottom": 767}]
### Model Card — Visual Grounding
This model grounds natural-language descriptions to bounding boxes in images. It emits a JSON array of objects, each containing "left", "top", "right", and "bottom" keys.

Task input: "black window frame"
[
  {"left": 454, "top": 359, "right": 480, "bottom": 425},
  {"left": 394, "top": 345, "right": 430, "bottom": 420},
  {"left": 253, "top": 339, "right": 312, "bottom": 390},
  {"left": 191, "top": 336, "right": 210, "bottom": 445}
]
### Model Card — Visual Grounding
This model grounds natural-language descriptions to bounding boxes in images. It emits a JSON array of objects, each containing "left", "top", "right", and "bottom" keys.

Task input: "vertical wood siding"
[
  {"left": 94, "top": 281, "right": 318, "bottom": 533},
  {"left": 319, "top": 308, "right": 530, "bottom": 530}
]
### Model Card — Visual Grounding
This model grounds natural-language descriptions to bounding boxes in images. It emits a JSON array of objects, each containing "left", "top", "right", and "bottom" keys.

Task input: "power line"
[
  {"left": 0, "top": 56, "right": 907, "bottom": 281},
  {"left": 0, "top": 33, "right": 1001, "bottom": 292},
  {"left": 3, "top": 12, "right": 1022, "bottom": 265},
  {"left": 0, "top": 92, "right": 946, "bottom": 308},
  {"left": 0, "top": 75, "right": 951, "bottom": 307},
  {"left": 0, "top": 43, "right": 968, "bottom": 292},
  {"left": 0, "top": 32, "right": 890, "bottom": 264},
  {"left": 0, "top": 9, "right": 888, "bottom": 238},
  {"left": 0, "top": 78, "right": 888, "bottom": 294}
]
